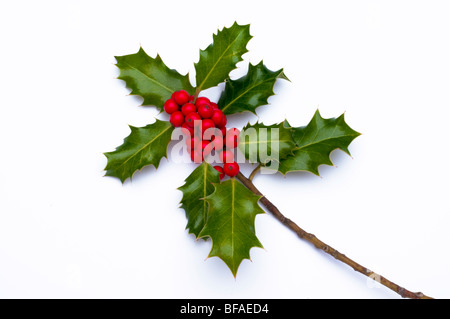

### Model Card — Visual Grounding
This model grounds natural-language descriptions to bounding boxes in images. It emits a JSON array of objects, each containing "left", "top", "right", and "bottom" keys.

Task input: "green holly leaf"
[
  {"left": 178, "top": 162, "right": 220, "bottom": 238},
  {"left": 199, "top": 179, "right": 264, "bottom": 277},
  {"left": 238, "top": 121, "right": 296, "bottom": 164},
  {"left": 278, "top": 110, "right": 361, "bottom": 175},
  {"left": 115, "top": 47, "right": 194, "bottom": 111},
  {"left": 104, "top": 119, "right": 174, "bottom": 183},
  {"left": 219, "top": 61, "right": 288, "bottom": 115},
  {"left": 195, "top": 22, "right": 252, "bottom": 91}
]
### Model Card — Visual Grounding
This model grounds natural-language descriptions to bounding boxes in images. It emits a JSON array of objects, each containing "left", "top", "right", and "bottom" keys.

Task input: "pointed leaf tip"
[
  {"left": 103, "top": 120, "right": 174, "bottom": 183},
  {"left": 199, "top": 179, "right": 264, "bottom": 276},
  {"left": 115, "top": 48, "right": 194, "bottom": 110},
  {"left": 219, "top": 62, "right": 287, "bottom": 115},
  {"left": 195, "top": 23, "right": 252, "bottom": 91},
  {"left": 277, "top": 110, "right": 361, "bottom": 175}
]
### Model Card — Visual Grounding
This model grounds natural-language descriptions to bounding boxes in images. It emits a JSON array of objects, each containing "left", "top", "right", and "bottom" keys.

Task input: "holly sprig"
[{"left": 104, "top": 22, "right": 432, "bottom": 298}]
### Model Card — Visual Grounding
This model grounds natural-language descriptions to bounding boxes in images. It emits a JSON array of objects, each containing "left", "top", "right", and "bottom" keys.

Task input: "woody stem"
[
  {"left": 235, "top": 172, "right": 432, "bottom": 299},
  {"left": 248, "top": 164, "right": 261, "bottom": 181}
]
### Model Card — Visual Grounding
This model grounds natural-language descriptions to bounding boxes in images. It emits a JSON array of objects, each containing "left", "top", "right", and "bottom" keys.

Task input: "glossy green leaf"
[
  {"left": 278, "top": 110, "right": 361, "bottom": 175},
  {"left": 195, "top": 22, "right": 252, "bottom": 91},
  {"left": 238, "top": 121, "right": 296, "bottom": 164},
  {"left": 178, "top": 162, "right": 220, "bottom": 238},
  {"left": 199, "top": 179, "right": 264, "bottom": 277},
  {"left": 116, "top": 47, "right": 194, "bottom": 111},
  {"left": 219, "top": 61, "right": 288, "bottom": 115},
  {"left": 104, "top": 119, "right": 174, "bottom": 183}
]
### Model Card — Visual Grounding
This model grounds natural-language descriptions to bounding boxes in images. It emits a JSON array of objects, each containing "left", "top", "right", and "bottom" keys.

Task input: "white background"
[{"left": 1, "top": 0, "right": 449, "bottom": 299}]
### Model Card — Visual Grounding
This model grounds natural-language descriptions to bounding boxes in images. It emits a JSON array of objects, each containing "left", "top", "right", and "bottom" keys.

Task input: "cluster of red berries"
[{"left": 164, "top": 90, "right": 240, "bottom": 178}]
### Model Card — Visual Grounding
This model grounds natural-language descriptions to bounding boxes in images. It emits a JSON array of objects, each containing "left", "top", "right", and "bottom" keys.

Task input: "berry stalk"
[{"left": 235, "top": 171, "right": 433, "bottom": 299}]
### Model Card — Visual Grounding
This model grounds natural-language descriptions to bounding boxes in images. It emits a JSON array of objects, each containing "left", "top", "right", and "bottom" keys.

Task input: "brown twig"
[
  {"left": 235, "top": 172, "right": 433, "bottom": 299},
  {"left": 248, "top": 164, "right": 261, "bottom": 181}
]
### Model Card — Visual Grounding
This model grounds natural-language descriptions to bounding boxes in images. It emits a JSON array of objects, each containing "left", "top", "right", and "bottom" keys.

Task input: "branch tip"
[{"left": 235, "top": 171, "right": 433, "bottom": 299}]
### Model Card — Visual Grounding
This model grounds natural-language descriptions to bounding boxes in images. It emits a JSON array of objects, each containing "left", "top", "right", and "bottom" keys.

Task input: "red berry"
[
  {"left": 211, "top": 109, "right": 224, "bottom": 126},
  {"left": 202, "top": 127, "right": 220, "bottom": 140},
  {"left": 202, "top": 140, "right": 214, "bottom": 157},
  {"left": 185, "top": 112, "right": 201, "bottom": 128},
  {"left": 217, "top": 115, "right": 227, "bottom": 128},
  {"left": 173, "top": 90, "right": 190, "bottom": 105},
  {"left": 213, "top": 165, "right": 225, "bottom": 180},
  {"left": 195, "top": 97, "right": 211, "bottom": 108},
  {"left": 201, "top": 140, "right": 210, "bottom": 149},
  {"left": 198, "top": 104, "right": 213, "bottom": 119},
  {"left": 189, "top": 95, "right": 195, "bottom": 102},
  {"left": 186, "top": 136, "right": 201, "bottom": 151},
  {"left": 181, "top": 103, "right": 197, "bottom": 116},
  {"left": 220, "top": 126, "right": 227, "bottom": 137},
  {"left": 202, "top": 119, "right": 215, "bottom": 133},
  {"left": 220, "top": 150, "right": 234, "bottom": 163},
  {"left": 208, "top": 129, "right": 224, "bottom": 150},
  {"left": 225, "top": 128, "right": 240, "bottom": 148},
  {"left": 170, "top": 111, "right": 184, "bottom": 127},
  {"left": 164, "top": 99, "right": 179, "bottom": 114},
  {"left": 211, "top": 135, "right": 224, "bottom": 150},
  {"left": 227, "top": 128, "right": 240, "bottom": 135},
  {"left": 181, "top": 122, "right": 194, "bottom": 137},
  {"left": 211, "top": 102, "right": 219, "bottom": 110},
  {"left": 190, "top": 149, "right": 203, "bottom": 163},
  {"left": 223, "top": 162, "right": 239, "bottom": 177},
  {"left": 185, "top": 137, "right": 193, "bottom": 149},
  {"left": 192, "top": 120, "right": 203, "bottom": 138}
]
